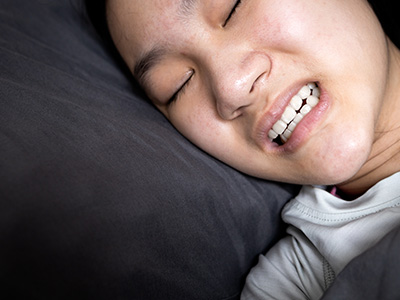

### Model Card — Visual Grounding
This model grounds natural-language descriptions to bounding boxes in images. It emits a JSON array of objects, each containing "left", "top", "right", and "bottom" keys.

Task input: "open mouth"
[{"left": 268, "top": 82, "right": 320, "bottom": 145}]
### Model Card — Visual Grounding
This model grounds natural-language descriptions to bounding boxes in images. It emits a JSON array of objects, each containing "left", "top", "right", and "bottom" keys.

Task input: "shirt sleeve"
[{"left": 241, "top": 226, "right": 327, "bottom": 300}]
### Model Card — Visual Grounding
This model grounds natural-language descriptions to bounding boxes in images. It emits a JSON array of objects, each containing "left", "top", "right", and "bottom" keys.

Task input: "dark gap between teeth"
[
  {"left": 273, "top": 83, "right": 319, "bottom": 146},
  {"left": 275, "top": 97, "right": 309, "bottom": 145},
  {"left": 273, "top": 136, "right": 284, "bottom": 145}
]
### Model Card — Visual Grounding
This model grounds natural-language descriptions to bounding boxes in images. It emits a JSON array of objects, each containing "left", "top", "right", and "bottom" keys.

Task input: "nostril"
[
  {"left": 217, "top": 101, "right": 244, "bottom": 120},
  {"left": 250, "top": 72, "right": 267, "bottom": 93}
]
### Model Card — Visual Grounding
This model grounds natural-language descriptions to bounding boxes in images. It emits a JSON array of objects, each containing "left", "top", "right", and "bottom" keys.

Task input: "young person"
[{"left": 87, "top": 0, "right": 400, "bottom": 298}]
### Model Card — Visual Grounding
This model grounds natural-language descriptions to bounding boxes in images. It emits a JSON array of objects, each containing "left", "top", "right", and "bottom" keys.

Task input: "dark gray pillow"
[
  {"left": 0, "top": 0, "right": 299, "bottom": 299},
  {"left": 322, "top": 226, "right": 400, "bottom": 300}
]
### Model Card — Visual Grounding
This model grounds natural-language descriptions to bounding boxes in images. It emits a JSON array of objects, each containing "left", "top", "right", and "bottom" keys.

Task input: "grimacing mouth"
[{"left": 268, "top": 82, "right": 321, "bottom": 145}]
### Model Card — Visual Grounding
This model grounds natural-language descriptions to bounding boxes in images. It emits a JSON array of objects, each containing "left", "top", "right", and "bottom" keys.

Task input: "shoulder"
[{"left": 241, "top": 227, "right": 326, "bottom": 300}]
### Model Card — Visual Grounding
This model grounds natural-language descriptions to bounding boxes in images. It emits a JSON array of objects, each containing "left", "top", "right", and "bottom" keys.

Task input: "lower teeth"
[{"left": 269, "top": 83, "right": 320, "bottom": 145}]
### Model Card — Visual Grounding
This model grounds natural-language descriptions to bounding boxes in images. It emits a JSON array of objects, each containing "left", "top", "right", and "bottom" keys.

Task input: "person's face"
[{"left": 107, "top": 0, "right": 389, "bottom": 185}]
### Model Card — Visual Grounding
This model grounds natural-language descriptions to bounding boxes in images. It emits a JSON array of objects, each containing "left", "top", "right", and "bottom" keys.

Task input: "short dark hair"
[
  {"left": 84, "top": 0, "right": 110, "bottom": 44},
  {"left": 368, "top": 0, "right": 400, "bottom": 47},
  {"left": 84, "top": 0, "right": 134, "bottom": 78}
]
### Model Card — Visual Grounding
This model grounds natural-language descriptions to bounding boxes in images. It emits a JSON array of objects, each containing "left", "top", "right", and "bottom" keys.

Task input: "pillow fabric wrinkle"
[{"left": 0, "top": 0, "right": 299, "bottom": 299}]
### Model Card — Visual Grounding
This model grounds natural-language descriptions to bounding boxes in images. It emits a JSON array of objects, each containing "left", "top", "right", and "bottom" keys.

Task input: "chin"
[
  {"left": 315, "top": 166, "right": 363, "bottom": 186},
  {"left": 300, "top": 133, "right": 373, "bottom": 186}
]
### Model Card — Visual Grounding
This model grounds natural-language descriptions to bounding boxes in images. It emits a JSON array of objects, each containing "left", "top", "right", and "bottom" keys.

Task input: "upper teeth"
[{"left": 268, "top": 82, "right": 320, "bottom": 144}]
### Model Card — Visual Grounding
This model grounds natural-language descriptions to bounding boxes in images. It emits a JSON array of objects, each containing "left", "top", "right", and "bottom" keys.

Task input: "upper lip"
[{"left": 253, "top": 81, "right": 311, "bottom": 149}]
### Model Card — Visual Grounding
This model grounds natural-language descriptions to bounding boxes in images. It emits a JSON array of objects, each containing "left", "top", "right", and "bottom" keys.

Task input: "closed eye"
[
  {"left": 168, "top": 71, "right": 194, "bottom": 104},
  {"left": 223, "top": 0, "right": 242, "bottom": 27}
]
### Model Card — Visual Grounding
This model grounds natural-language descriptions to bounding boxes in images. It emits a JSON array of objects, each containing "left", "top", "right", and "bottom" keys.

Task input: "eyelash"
[
  {"left": 223, "top": 0, "right": 242, "bottom": 27},
  {"left": 168, "top": 1, "right": 242, "bottom": 104},
  {"left": 168, "top": 72, "right": 194, "bottom": 104}
]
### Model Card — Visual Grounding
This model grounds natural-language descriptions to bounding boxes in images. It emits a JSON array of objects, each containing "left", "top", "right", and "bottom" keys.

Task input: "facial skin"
[{"left": 107, "top": 0, "right": 400, "bottom": 195}]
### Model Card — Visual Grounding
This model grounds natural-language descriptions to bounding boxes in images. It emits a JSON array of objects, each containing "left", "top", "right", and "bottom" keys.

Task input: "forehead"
[{"left": 107, "top": 0, "right": 194, "bottom": 59}]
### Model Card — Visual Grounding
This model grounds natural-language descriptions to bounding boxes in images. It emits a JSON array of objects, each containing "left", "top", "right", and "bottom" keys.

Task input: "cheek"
[
  {"left": 252, "top": 0, "right": 384, "bottom": 63},
  {"left": 250, "top": 1, "right": 320, "bottom": 51},
  {"left": 170, "top": 101, "right": 226, "bottom": 152},
  {"left": 170, "top": 100, "right": 254, "bottom": 171}
]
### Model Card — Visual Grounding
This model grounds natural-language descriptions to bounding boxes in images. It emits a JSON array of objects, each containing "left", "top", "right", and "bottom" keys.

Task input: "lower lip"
[{"left": 265, "top": 85, "right": 330, "bottom": 152}]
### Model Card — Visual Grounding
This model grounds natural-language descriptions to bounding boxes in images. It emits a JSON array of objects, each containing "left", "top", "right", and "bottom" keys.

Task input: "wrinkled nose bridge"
[{"left": 208, "top": 48, "right": 268, "bottom": 120}]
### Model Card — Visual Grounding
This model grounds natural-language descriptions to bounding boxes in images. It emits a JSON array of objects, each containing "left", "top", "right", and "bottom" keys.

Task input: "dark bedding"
[
  {"left": 323, "top": 226, "right": 400, "bottom": 300},
  {"left": 1, "top": 0, "right": 399, "bottom": 299},
  {"left": 0, "top": 0, "right": 298, "bottom": 299}
]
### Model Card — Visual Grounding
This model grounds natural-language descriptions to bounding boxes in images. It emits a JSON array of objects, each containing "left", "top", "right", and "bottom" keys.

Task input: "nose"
[{"left": 209, "top": 50, "right": 271, "bottom": 120}]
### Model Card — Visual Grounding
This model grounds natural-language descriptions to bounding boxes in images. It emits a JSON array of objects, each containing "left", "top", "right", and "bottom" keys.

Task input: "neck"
[{"left": 338, "top": 39, "right": 400, "bottom": 197}]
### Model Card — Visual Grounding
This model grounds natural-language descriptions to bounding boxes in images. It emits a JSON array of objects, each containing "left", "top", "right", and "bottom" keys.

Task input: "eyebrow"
[
  {"left": 133, "top": 0, "right": 199, "bottom": 86},
  {"left": 179, "top": 0, "right": 198, "bottom": 18},
  {"left": 133, "top": 47, "right": 166, "bottom": 86}
]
